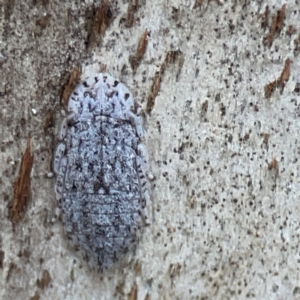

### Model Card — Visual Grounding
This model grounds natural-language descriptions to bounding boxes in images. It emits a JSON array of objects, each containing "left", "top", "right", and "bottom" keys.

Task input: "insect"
[{"left": 53, "top": 73, "right": 148, "bottom": 269}]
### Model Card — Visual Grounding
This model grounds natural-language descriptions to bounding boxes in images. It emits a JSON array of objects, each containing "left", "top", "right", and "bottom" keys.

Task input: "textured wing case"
[{"left": 54, "top": 73, "right": 147, "bottom": 269}]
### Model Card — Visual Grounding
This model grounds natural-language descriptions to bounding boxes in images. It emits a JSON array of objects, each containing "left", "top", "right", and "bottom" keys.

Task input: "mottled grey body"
[{"left": 54, "top": 73, "right": 148, "bottom": 269}]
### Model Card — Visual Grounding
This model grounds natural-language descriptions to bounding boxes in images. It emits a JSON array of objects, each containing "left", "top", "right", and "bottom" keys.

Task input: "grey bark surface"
[{"left": 1, "top": 0, "right": 300, "bottom": 299}]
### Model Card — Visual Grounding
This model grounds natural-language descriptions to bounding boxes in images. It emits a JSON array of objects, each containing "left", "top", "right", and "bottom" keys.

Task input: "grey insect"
[{"left": 54, "top": 73, "right": 149, "bottom": 269}]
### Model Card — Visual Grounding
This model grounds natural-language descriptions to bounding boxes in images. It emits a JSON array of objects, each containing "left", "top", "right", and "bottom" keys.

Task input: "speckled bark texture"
[{"left": 1, "top": 1, "right": 300, "bottom": 299}]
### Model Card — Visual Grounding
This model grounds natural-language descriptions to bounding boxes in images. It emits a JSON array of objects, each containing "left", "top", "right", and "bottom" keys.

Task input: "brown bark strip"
[
  {"left": 263, "top": 4, "right": 286, "bottom": 48},
  {"left": 38, "top": 270, "right": 51, "bottom": 290},
  {"left": 10, "top": 138, "right": 34, "bottom": 223},
  {"left": 61, "top": 66, "right": 81, "bottom": 107},
  {"left": 264, "top": 81, "right": 277, "bottom": 99},
  {"left": 261, "top": 6, "right": 269, "bottom": 29},
  {"left": 30, "top": 291, "right": 40, "bottom": 300},
  {"left": 127, "top": 282, "right": 138, "bottom": 300},
  {"left": 87, "top": 0, "right": 113, "bottom": 48},
  {"left": 129, "top": 29, "right": 148, "bottom": 72},
  {"left": 146, "top": 50, "right": 183, "bottom": 113},
  {"left": 264, "top": 58, "right": 291, "bottom": 98},
  {"left": 43, "top": 113, "right": 54, "bottom": 133},
  {"left": 193, "top": 0, "right": 204, "bottom": 9},
  {"left": 277, "top": 58, "right": 291, "bottom": 92},
  {"left": 268, "top": 158, "right": 279, "bottom": 176},
  {"left": 263, "top": 133, "right": 269, "bottom": 145},
  {"left": 126, "top": 0, "right": 138, "bottom": 28},
  {"left": 146, "top": 71, "right": 162, "bottom": 114}
]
